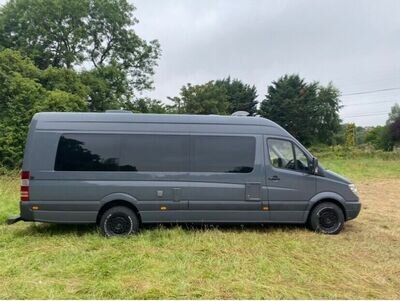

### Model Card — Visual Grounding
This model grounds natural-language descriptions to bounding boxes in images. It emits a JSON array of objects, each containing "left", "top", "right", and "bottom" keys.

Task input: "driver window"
[
  {"left": 294, "top": 145, "right": 310, "bottom": 172},
  {"left": 268, "top": 139, "right": 295, "bottom": 170}
]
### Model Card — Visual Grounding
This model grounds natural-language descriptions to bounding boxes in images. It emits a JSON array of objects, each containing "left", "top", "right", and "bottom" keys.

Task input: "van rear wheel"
[
  {"left": 99, "top": 206, "right": 140, "bottom": 237},
  {"left": 309, "top": 202, "right": 344, "bottom": 234}
]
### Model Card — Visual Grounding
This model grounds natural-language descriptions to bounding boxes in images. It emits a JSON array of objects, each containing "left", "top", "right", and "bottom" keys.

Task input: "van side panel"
[
  {"left": 21, "top": 113, "right": 292, "bottom": 224},
  {"left": 25, "top": 131, "right": 270, "bottom": 224}
]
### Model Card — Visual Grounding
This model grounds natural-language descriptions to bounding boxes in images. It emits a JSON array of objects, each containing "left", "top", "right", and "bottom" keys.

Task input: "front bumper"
[{"left": 345, "top": 201, "right": 362, "bottom": 221}]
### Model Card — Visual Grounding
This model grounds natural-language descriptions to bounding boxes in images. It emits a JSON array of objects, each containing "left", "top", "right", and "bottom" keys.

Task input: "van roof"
[
  {"left": 31, "top": 112, "right": 291, "bottom": 137},
  {"left": 33, "top": 112, "right": 280, "bottom": 127}
]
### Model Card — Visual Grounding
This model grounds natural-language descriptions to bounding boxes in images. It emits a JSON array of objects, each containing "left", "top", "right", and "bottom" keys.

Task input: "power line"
[
  {"left": 340, "top": 87, "right": 400, "bottom": 96},
  {"left": 342, "top": 99, "right": 399, "bottom": 107},
  {"left": 341, "top": 112, "right": 389, "bottom": 118}
]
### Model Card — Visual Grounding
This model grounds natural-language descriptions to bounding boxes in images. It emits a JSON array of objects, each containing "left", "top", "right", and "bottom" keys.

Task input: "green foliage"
[
  {"left": 387, "top": 103, "right": 400, "bottom": 125},
  {"left": 315, "top": 84, "right": 342, "bottom": 144},
  {"left": 365, "top": 125, "right": 393, "bottom": 151},
  {"left": 169, "top": 78, "right": 257, "bottom": 115},
  {"left": 215, "top": 77, "right": 258, "bottom": 114},
  {"left": 170, "top": 81, "right": 230, "bottom": 115},
  {"left": 355, "top": 126, "right": 367, "bottom": 145},
  {"left": 344, "top": 123, "right": 356, "bottom": 148},
  {"left": 359, "top": 103, "right": 400, "bottom": 151},
  {"left": 41, "top": 67, "right": 89, "bottom": 99},
  {"left": 126, "top": 97, "right": 167, "bottom": 113},
  {"left": 0, "top": 49, "right": 88, "bottom": 169},
  {"left": 0, "top": 0, "right": 88, "bottom": 69},
  {"left": 387, "top": 103, "right": 400, "bottom": 144},
  {"left": 80, "top": 63, "right": 131, "bottom": 111},
  {"left": 35, "top": 90, "right": 88, "bottom": 112},
  {"left": 0, "top": 0, "right": 160, "bottom": 99},
  {"left": 310, "top": 144, "right": 399, "bottom": 161},
  {"left": 259, "top": 74, "right": 341, "bottom": 146}
]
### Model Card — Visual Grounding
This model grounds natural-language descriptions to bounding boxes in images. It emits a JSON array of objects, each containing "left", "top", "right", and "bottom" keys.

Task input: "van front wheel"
[
  {"left": 309, "top": 202, "right": 344, "bottom": 234},
  {"left": 99, "top": 206, "right": 140, "bottom": 237}
]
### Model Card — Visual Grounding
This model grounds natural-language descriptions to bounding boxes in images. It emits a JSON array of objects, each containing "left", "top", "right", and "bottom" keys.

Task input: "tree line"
[{"left": 0, "top": 0, "right": 399, "bottom": 170}]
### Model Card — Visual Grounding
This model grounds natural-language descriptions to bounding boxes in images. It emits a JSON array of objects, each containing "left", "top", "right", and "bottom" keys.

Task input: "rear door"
[{"left": 265, "top": 137, "right": 316, "bottom": 222}]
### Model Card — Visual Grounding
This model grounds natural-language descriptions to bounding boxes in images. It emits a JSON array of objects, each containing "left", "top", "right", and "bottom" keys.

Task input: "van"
[{"left": 7, "top": 112, "right": 361, "bottom": 235}]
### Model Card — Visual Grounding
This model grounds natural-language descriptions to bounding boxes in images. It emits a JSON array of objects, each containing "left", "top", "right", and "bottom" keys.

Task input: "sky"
[
  {"left": 133, "top": 0, "right": 400, "bottom": 126},
  {"left": 0, "top": 0, "right": 398, "bottom": 126}
]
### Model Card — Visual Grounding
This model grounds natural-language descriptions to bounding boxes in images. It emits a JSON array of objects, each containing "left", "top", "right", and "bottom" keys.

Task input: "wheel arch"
[
  {"left": 97, "top": 193, "right": 141, "bottom": 224},
  {"left": 305, "top": 192, "right": 347, "bottom": 222}
]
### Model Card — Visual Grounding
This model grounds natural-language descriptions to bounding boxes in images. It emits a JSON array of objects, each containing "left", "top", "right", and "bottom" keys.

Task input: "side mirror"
[{"left": 311, "top": 157, "right": 319, "bottom": 175}]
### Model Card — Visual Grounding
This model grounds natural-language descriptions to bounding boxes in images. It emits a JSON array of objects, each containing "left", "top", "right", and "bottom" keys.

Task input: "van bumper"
[
  {"left": 6, "top": 216, "right": 22, "bottom": 225},
  {"left": 345, "top": 201, "right": 361, "bottom": 221},
  {"left": 19, "top": 201, "right": 97, "bottom": 224}
]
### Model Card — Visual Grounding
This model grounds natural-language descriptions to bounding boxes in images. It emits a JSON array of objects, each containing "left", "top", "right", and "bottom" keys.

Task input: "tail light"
[{"left": 20, "top": 171, "right": 30, "bottom": 201}]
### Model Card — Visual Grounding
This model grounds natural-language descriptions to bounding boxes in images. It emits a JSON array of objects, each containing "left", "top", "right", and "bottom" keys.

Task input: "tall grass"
[{"left": 0, "top": 156, "right": 399, "bottom": 298}]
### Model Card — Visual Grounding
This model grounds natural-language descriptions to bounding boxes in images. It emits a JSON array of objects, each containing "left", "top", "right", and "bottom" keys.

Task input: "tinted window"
[
  {"left": 55, "top": 134, "right": 120, "bottom": 171},
  {"left": 192, "top": 136, "right": 255, "bottom": 173},
  {"left": 120, "top": 135, "right": 189, "bottom": 172},
  {"left": 55, "top": 134, "right": 255, "bottom": 173}
]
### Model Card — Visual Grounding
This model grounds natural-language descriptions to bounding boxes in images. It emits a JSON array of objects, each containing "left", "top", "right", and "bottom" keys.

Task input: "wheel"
[
  {"left": 99, "top": 206, "right": 140, "bottom": 237},
  {"left": 309, "top": 202, "right": 344, "bottom": 234}
]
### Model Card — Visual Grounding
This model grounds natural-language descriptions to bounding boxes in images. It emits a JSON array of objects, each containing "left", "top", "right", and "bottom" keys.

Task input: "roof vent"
[
  {"left": 105, "top": 109, "right": 132, "bottom": 113},
  {"left": 231, "top": 111, "right": 250, "bottom": 117}
]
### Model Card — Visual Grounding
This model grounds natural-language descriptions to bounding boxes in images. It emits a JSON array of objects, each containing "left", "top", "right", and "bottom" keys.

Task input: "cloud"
[{"left": 133, "top": 0, "right": 400, "bottom": 126}]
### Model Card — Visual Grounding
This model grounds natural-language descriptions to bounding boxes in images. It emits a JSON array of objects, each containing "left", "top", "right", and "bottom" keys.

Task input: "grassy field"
[{"left": 0, "top": 157, "right": 399, "bottom": 299}]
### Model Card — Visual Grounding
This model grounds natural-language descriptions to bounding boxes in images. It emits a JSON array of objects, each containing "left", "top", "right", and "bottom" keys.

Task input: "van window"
[
  {"left": 268, "top": 139, "right": 295, "bottom": 170},
  {"left": 55, "top": 133, "right": 255, "bottom": 173},
  {"left": 55, "top": 134, "right": 120, "bottom": 171},
  {"left": 192, "top": 136, "right": 255, "bottom": 173},
  {"left": 268, "top": 139, "right": 310, "bottom": 172},
  {"left": 294, "top": 144, "right": 310, "bottom": 172},
  {"left": 119, "top": 135, "right": 189, "bottom": 172}
]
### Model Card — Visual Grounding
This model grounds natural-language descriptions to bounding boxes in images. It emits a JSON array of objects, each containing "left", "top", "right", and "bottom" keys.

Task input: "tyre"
[
  {"left": 99, "top": 206, "right": 140, "bottom": 237},
  {"left": 309, "top": 202, "right": 344, "bottom": 234}
]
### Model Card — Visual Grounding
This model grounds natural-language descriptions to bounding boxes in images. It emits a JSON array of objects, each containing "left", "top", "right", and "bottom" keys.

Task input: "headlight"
[{"left": 349, "top": 184, "right": 358, "bottom": 195}]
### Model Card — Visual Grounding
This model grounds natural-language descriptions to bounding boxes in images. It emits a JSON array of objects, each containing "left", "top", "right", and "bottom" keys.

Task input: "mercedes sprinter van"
[{"left": 8, "top": 112, "right": 361, "bottom": 236}]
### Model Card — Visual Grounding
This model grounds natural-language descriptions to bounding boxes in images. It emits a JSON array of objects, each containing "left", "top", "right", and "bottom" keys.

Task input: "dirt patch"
[{"left": 357, "top": 179, "right": 400, "bottom": 229}]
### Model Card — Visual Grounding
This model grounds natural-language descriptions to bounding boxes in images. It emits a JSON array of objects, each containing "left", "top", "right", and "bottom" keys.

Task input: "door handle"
[{"left": 268, "top": 175, "right": 280, "bottom": 181}]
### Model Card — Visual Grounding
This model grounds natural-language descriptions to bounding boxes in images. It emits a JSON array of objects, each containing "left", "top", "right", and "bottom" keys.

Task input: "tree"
[
  {"left": 365, "top": 126, "right": 393, "bottom": 151},
  {"left": 344, "top": 123, "right": 356, "bottom": 148},
  {"left": 259, "top": 74, "right": 341, "bottom": 146},
  {"left": 315, "top": 84, "right": 342, "bottom": 144},
  {"left": 0, "top": 49, "right": 87, "bottom": 169},
  {"left": 387, "top": 103, "right": 400, "bottom": 124},
  {"left": 41, "top": 67, "right": 89, "bottom": 100},
  {"left": 355, "top": 126, "right": 367, "bottom": 145},
  {"left": 215, "top": 77, "right": 258, "bottom": 114},
  {"left": 387, "top": 103, "right": 400, "bottom": 145},
  {"left": 0, "top": 0, "right": 160, "bottom": 101},
  {"left": 126, "top": 97, "right": 167, "bottom": 113},
  {"left": 80, "top": 63, "right": 131, "bottom": 111},
  {"left": 170, "top": 82, "right": 229, "bottom": 115}
]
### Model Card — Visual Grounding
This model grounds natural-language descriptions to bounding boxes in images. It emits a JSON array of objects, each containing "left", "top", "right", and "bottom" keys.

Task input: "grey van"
[{"left": 8, "top": 112, "right": 361, "bottom": 235}]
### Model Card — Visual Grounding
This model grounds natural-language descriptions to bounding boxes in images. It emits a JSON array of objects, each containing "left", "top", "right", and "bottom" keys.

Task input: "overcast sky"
[{"left": 133, "top": 0, "right": 400, "bottom": 126}]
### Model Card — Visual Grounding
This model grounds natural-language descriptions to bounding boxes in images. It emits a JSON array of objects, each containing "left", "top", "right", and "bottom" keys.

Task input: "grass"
[
  {"left": 0, "top": 156, "right": 399, "bottom": 299},
  {"left": 319, "top": 156, "right": 400, "bottom": 182}
]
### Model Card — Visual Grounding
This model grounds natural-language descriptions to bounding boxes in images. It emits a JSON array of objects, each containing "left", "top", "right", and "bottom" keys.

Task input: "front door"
[{"left": 265, "top": 137, "right": 316, "bottom": 222}]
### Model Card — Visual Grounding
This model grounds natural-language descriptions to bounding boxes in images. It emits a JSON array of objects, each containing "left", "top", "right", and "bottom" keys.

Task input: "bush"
[{"left": 310, "top": 144, "right": 400, "bottom": 160}]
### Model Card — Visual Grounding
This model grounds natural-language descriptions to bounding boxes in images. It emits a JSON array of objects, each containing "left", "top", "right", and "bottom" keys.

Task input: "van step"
[{"left": 6, "top": 216, "right": 22, "bottom": 225}]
